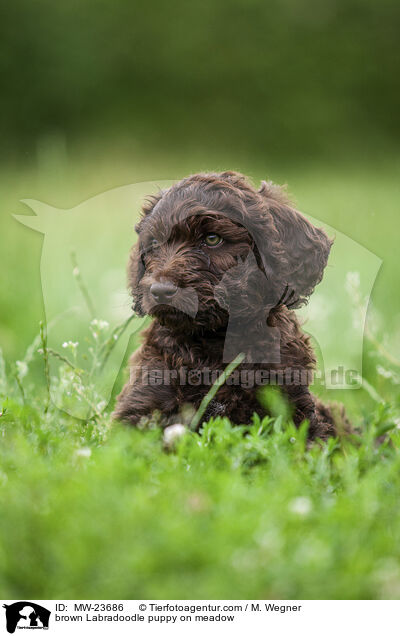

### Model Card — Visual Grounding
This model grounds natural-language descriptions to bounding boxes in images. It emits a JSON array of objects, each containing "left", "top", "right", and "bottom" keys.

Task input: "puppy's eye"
[
  {"left": 204, "top": 233, "right": 223, "bottom": 247},
  {"left": 149, "top": 238, "right": 159, "bottom": 249}
]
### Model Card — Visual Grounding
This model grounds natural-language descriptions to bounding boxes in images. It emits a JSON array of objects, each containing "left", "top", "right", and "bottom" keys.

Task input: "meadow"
[{"left": 0, "top": 146, "right": 400, "bottom": 599}]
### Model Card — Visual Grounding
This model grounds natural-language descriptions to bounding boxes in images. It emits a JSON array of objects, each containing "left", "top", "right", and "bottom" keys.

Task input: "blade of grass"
[
  {"left": 190, "top": 353, "right": 245, "bottom": 430},
  {"left": 0, "top": 347, "right": 7, "bottom": 397},
  {"left": 71, "top": 249, "right": 96, "bottom": 319},
  {"left": 98, "top": 314, "right": 149, "bottom": 371},
  {"left": 355, "top": 373, "right": 384, "bottom": 403},
  {"left": 46, "top": 348, "right": 82, "bottom": 372},
  {"left": 40, "top": 320, "right": 51, "bottom": 413}
]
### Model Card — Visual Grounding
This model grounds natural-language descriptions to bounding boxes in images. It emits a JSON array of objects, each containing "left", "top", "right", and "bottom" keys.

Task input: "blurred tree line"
[{"left": 0, "top": 0, "right": 399, "bottom": 161}]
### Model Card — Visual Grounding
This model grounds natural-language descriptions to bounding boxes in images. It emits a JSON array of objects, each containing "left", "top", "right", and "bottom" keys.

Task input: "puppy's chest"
[
  {"left": 160, "top": 331, "right": 223, "bottom": 366},
  {"left": 158, "top": 334, "right": 224, "bottom": 390}
]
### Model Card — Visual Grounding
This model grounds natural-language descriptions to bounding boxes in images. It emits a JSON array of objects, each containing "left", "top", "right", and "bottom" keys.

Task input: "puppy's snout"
[{"left": 150, "top": 280, "right": 178, "bottom": 303}]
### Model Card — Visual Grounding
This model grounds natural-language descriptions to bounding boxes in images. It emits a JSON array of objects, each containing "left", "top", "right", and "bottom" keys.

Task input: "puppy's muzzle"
[{"left": 150, "top": 279, "right": 178, "bottom": 304}]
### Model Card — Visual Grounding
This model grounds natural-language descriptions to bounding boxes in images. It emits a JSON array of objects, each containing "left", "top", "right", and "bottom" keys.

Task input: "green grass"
[
  {"left": 0, "top": 376, "right": 400, "bottom": 599},
  {"left": 0, "top": 287, "right": 399, "bottom": 599},
  {"left": 1, "top": 149, "right": 400, "bottom": 599}
]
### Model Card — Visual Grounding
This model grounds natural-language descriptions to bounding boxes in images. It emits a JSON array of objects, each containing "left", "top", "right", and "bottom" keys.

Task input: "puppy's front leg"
[
  {"left": 113, "top": 348, "right": 179, "bottom": 426},
  {"left": 284, "top": 384, "right": 319, "bottom": 435}
]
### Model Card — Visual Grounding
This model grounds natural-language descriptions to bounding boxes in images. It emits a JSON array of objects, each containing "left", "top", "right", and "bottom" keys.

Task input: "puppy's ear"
[
  {"left": 259, "top": 181, "right": 333, "bottom": 307},
  {"left": 128, "top": 190, "right": 167, "bottom": 315},
  {"left": 129, "top": 194, "right": 148, "bottom": 315},
  {"left": 127, "top": 243, "right": 145, "bottom": 315},
  {"left": 143, "top": 191, "right": 165, "bottom": 214}
]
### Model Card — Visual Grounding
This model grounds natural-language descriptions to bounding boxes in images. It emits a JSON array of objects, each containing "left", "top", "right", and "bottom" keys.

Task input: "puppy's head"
[{"left": 129, "top": 171, "right": 332, "bottom": 332}]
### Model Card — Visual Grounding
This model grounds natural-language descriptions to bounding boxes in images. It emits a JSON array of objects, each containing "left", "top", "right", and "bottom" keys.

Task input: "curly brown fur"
[{"left": 114, "top": 171, "right": 349, "bottom": 440}]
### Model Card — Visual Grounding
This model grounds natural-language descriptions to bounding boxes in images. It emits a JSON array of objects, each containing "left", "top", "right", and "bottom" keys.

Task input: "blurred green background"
[
  {"left": 0, "top": 0, "right": 399, "bottom": 404},
  {"left": 1, "top": 0, "right": 399, "bottom": 161}
]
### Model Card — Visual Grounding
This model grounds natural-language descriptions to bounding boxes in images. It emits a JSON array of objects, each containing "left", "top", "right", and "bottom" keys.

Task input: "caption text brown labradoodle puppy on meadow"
[{"left": 115, "top": 171, "right": 348, "bottom": 440}]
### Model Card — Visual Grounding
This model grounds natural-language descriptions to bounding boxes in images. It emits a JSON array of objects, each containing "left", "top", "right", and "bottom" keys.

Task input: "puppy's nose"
[{"left": 150, "top": 280, "right": 178, "bottom": 303}]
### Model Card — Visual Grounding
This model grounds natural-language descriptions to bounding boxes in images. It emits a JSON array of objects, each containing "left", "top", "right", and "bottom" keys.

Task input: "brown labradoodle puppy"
[{"left": 114, "top": 171, "right": 347, "bottom": 439}]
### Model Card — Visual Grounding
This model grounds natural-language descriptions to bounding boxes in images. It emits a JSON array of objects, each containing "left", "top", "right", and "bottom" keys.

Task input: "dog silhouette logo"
[
  {"left": 2, "top": 602, "right": 50, "bottom": 633},
  {"left": 14, "top": 180, "right": 381, "bottom": 405}
]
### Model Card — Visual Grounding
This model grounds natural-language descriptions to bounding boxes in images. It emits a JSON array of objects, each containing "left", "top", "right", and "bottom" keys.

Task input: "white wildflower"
[
  {"left": 75, "top": 447, "right": 91, "bottom": 458},
  {"left": 62, "top": 341, "right": 79, "bottom": 351},
  {"left": 90, "top": 319, "right": 109, "bottom": 331},
  {"left": 163, "top": 423, "right": 187, "bottom": 449},
  {"left": 288, "top": 496, "right": 313, "bottom": 517},
  {"left": 376, "top": 365, "right": 400, "bottom": 384},
  {"left": 15, "top": 360, "right": 28, "bottom": 379}
]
